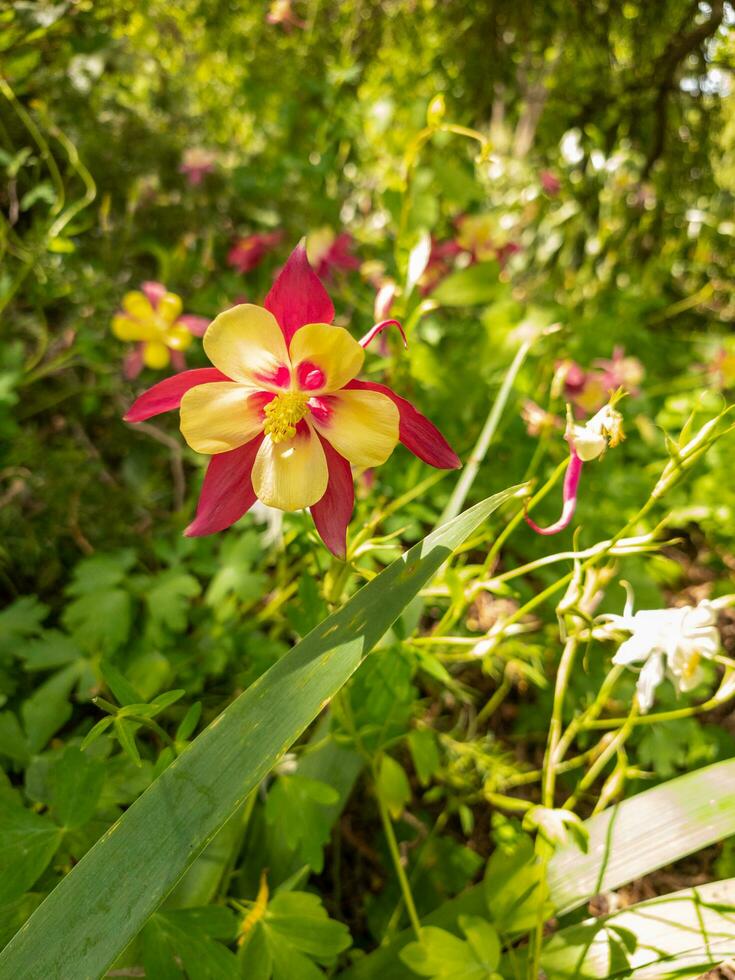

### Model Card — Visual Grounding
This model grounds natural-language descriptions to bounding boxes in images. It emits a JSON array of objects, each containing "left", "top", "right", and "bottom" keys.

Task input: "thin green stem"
[
  {"left": 476, "top": 674, "right": 512, "bottom": 726},
  {"left": 564, "top": 705, "right": 638, "bottom": 810},
  {"left": 375, "top": 776, "right": 422, "bottom": 941},
  {"left": 541, "top": 638, "right": 580, "bottom": 808}
]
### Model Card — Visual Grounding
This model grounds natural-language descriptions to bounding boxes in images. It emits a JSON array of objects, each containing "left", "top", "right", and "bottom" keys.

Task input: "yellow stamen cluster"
[
  {"left": 601, "top": 407, "right": 625, "bottom": 448},
  {"left": 263, "top": 391, "right": 309, "bottom": 443},
  {"left": 681, "top": 650, "right": 701, "bottom": 681},
  {"left": 237, "top": 871, "right": 269, "bottom": 946}
]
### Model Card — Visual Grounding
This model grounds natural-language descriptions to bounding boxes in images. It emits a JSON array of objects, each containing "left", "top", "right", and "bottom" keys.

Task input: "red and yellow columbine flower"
[
  {"left": 113, "top": 282, "right": 209, "bottom": 378},
  {"left": 124, "top": 243, "right": 460, "bottom": 557}
]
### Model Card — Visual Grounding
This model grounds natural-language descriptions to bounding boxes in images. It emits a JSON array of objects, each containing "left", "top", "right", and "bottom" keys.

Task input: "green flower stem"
[
  {"left": 485, "top": 791, "right": 533, "bottom": 813},
  {"left": 541, "top": 637, "right": 580, "bottom": 809},
  {"left": 374, "top": 772, "right": 423, "bottom": 942},
  {"left": 502, "top": 739, "right": 612, "bottom": 788},
  {"left": 474, "top": 533, "right": 661, "bottom": 595},
  {"left": 555, "top": 665, "right": 624, "bottom": 760},
  {"left": 564, "top": 704, "right": 638, "bottom": 810},
  {"left": 384, "top": 809, "right": 449, "bottom": 939},
  {"left": 475, "top": 673, "right": 513, "bottom": 726},
  {"left": 584, "top": 680, "right": 735, "bottom": 729}
]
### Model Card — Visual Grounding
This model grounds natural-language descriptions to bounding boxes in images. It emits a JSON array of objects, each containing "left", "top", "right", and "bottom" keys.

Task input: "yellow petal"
[
  {"left": 203, "top": 304, "right": 290, "bottom": 388},
  {"left": 112, "top": 314, "right": 147, "bottom": 341},
  {"left": 180, "top": 383, "right": 265, "bottom": 454},
  {"left": 288, "top": 323, "right": 364, "bottom": 394},
  {"left": 157, "top": 292, "right": 183, "bottom": 324},
  {"left": 143, "top": 341, "right": 171, "bottom": 369},
  {"left": 166, "top": 323, "right": 194, "bottom": 351},
  {"left": 251, "top": 425, "right": 328, "bottom": 511},
  {"left": 122, "top": 291, "right": 154, "bottom": 319},
  {"left": 310, "top": 389, "right": 399, "bottom": 467}
]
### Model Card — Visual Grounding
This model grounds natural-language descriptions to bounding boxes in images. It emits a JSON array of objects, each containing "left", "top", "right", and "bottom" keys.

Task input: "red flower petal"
[
  {"left": 311, "top": 435, "right": 354, "bottom": 559},
  {"left": 124, "top": 368, "right": 229, "bottom": 422},
  {"left": 359, "top": 319, "right": 407, "bottom": 350},
  {"left": 185, "top": 435, "right": 263, "bottom": 537},
  {"left": 345, "top": 380, "right": 461, "bottom": 470},
  {"left": 524, "top": 448, "right": 583, "bottom": 536},
  {"left": 264, "top": 242, "right": 335, "bottom": 344}
]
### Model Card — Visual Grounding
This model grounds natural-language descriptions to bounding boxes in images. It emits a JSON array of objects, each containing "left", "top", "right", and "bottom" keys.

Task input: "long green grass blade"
[
  {"left": 0, "top": 485, "right": 521, "bottom": 980},
  {"left": 341, "top": 758, "right": 735, "bottom": 979}
]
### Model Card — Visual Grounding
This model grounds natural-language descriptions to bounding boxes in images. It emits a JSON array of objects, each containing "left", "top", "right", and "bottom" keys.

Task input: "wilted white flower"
[
  {"left": 600, "top": 594, "right": 720, "bottom": 712},
  {"left": 570, "top": 402, "right": 624, "bottom": 462}
]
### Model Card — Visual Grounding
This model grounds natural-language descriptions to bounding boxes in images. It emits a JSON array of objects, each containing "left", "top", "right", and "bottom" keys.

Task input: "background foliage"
[{"left": 2, "top": 1, "right": 735, "bottom": 976}]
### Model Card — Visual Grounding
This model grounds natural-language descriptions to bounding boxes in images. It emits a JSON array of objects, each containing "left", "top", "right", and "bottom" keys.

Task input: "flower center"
[
  {"left": 263, "top": 391, "right": 308, "bottom": 443},
  {"left": 682, "top": 650, "right": 701, "bottom": 680}
]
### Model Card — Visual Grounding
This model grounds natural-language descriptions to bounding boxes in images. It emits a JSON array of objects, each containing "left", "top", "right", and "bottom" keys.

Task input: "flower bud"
[{"left": 426, "top": 94, "right": 446, "bottom": 126}]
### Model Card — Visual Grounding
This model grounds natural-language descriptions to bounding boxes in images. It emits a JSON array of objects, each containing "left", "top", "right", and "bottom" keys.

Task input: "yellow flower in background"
[{"left": 112, "top": 281, "right": 209, "bottom": 378}]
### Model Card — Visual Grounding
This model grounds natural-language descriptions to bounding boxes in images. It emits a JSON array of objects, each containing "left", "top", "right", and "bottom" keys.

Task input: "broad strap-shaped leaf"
[
  {"left": 539, "top": 877, "right": 735, "bottom": 978},
  {"left": 0, "top": 485, "right": 522, "bottom": 979},
  {"left": 547, "top": 757, "right": 735, "bottom": 915}
]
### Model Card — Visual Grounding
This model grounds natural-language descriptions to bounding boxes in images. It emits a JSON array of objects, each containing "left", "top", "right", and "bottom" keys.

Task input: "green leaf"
[
  {"left": 143, "top": 570, "right": 201, "bottom": 641},
  {"left": 0, "top": 597, "right": 48, "bottom": 643},
  {"left": 48, "top": 746, "right": 105, "bottom": 828},
  {"left": 205, "top": 532, "right": 266, "bottom": 609},
  {"left": 63, "top": 590, "right": 131, "bottom": 654},
  {"left": 539, "top": 878, "right": 735, "bottom": 978},
  {"left": 101, "top": 663, "right": 142, "bottom": 706},
  {"left": 0, "top": 791, "right": 63, "bottom": 903},
  {"left": 142, "top": 907, "right": 239, "bottom": 980},
  {"left": 176, "top": 702, "right": 202, "bottom": 742},
  {"left": 264, "top": 775, "right": 340, "bottom": 872},
  {"left": 484, "top": 835, "right": 549, "bottom": 935},
  {"left": 400, "top": 917, "right": 501, "bottom": 978},
  {"left": 377, "top": 754, "right": 411, "bottom": 820},
  {"left": 21, "top": 663, "right": 82, "bottom": 753},
  {"left": 66, "top": 551, "right": 136, "bottom": 594},
  {"left": 430, "top": 262, "right": 501, "bottom": 307},
  {"left": 80, "top": 715, "right": 113, "bottom": 750},
  {"left": 0, "top": 486, "right": 520, "bottom": 979},
  {"left": 0, "top": 711, "right": 30, "bottom": 765},
  {"left": 19, "top": 631, "right": 83, "bottom": 672},
  {"left": 408, "top": 729, "right": 440, "bottom": 787},
  {"left": 149, "top": 689, "right": 186, "bottom": 713},
  {"left": 114, "top": 718, "right": 142, "bottom": 766},
  {"left": 265, "top": 891, "right": 351, "bottom": 963},
  {"left": 459, "top": 916, "right": 500, "bottom": 971},
  {"left": 268, "top": 941, "right": 323, "bottom": 980},
  {"left": 238, "top": 923, "right": 272, "bottom": 979}
]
